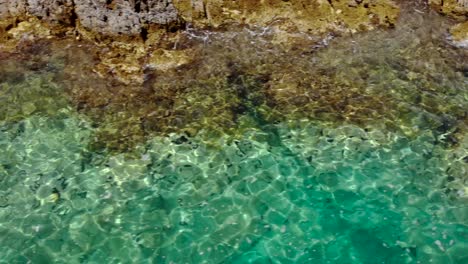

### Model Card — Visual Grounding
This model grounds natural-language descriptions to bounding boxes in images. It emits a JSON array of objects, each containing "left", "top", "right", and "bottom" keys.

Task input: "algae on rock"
[
  {"left": 429, "top": 0, "right": 468, "bottom": 21},
  {"left": 450, "top": 21, "right": 468, "bottom": 47},
  {"left": 173, "top": 0, "right": 399, "bottom": 34}
]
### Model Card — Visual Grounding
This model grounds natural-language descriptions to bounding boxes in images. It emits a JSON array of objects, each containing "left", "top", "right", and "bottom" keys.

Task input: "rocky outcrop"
[
  {"left": 75, "top": 0, "right": 179, "bottom": 36},
  {"left": 173, "top": 0, "right": 400, "bottom": 34},
  {"left": 0, "top": 0, "right": 404, "bottom": 85},
  {"left": 0, "top": 0, "right": 402, "bottom": 37},
  {"left": 3, "top": 1, "right": 466, "bottom": 154},
  {"left": 0, "top": 0, "right": 26, "bottom": 18},
  {"left": 0, "top": 0, "right": 180, "bottom": 36}
]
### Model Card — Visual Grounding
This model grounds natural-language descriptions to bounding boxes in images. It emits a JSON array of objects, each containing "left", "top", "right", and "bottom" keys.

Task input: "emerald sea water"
[{"left": 0, "top": 7, "right": 467, "bottom": 264}]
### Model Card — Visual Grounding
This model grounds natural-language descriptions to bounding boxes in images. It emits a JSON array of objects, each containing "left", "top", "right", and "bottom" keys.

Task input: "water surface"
[{"left": 0, "top": 6, "right": 467, "bottom": 264}]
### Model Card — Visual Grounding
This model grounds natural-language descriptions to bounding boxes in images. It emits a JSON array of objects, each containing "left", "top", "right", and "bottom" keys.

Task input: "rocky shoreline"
[
  {"left": 1, "top": 1, "right": 466, "bottom": 83},
  {"left": 0, "top": 0, "right": 402, "bottom": 37},
  {"left": 0, "top": 1, "right": 466, "bottom": 79},
  {"left": 0, "top": 1, "right": 466, "bottom": 37},
  {"left": 0, "top": 1, "right": 467, "bottom": 153},
  {"left": 0, "top": 0, "right": 179, "bottom": 36}
]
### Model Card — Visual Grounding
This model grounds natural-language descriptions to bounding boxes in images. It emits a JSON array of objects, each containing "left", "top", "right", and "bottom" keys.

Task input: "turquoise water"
[
  {"left": 1, "top": 7, "right": 468, "bottom": 264},
  {"left": 1, "top": 115, "right": 467, "bottom": 263}
]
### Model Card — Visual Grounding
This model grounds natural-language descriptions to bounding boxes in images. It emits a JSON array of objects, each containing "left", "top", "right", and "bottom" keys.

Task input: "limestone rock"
[
  {"left": 69, "top": 0, "right": 180, "bottom": 36},
  {"left": 1, "top": 0, "right": 402, "bottom": 37},
  {"left": 173, "top": 0, "right": 400, "bottom": 34},
  {"left": 0, "top": 0, "right": 180, "bottom": 36},
  {"left": 75, "top": 0, "right": 143, "bottom": 36},
  {"left": 0, "top": 0, "right": 27, "bottom": 18},
  {"left": 427, "top": 1, "right": 467, "bottom": 48},
  {"left": 26, "top": 0, "right": 76, "bottom": 25}
]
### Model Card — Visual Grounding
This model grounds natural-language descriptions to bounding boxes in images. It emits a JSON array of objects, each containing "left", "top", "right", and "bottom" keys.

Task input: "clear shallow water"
[
  {"left": 0, "top": 116, "right": 467, "bottom": 263},
  {"left": 0, "top": 6, "right": 468, "bottom": 264}
]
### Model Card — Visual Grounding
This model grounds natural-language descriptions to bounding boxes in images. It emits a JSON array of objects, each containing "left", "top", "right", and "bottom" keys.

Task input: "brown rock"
[
  {"left": 450, "top": 21, "right": 468, "bottom": 47},
  {"left": 429, "top": 0, "right": 468, "bottom": 21},
  {"left": 173, "top": 0, "right": 399, "bottom": 34}
]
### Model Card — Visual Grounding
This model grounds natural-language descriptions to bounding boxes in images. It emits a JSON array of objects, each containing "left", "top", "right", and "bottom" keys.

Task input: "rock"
[
  {"left": 25, "top": 0, "right": 76, "bottom": 25},
  {"left": 0, "top": 0, "right": 27, "bottom": 18},
  {"left": 429, "top": 0, "right": 468, "bottom": 21},
  {"left": 85, "top": 0, "right": 180, "bottom": 35},
  {"left": 450, "top": 21, "right": 468, "bottom": 48},
  {"left": 173, "top": 0, "right": 400, "bottom": 34},
  {"left": 146, "top": 49, "right": 192, "bottom": 71},
  {"left": 2, "top": 0, "right": 400, "bottom": 37},
  {"left": 0, "top": 0, "right": 180, "bottom": 36},
  {"left": 93, "top": 40, "right": 148, "bottom": 84},
  {"left": 5, "top": 19, "right": 51, "bottom": 40},
  {"left": 75, "top": 0, "right": 142, "bottom": 36},
  {"left": 429, "top": 0, "right": 468, "bottom": 48}
]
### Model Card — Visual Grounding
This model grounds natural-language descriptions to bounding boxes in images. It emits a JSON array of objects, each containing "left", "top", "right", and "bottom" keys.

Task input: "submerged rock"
[{"left": 1, "top": 0, "right": 466, "bottom": 154}]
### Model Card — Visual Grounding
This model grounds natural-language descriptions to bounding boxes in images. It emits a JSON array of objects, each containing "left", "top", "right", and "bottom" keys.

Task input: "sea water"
[{"left": 0, "top": 6, "right": 467, "bottom": 264}]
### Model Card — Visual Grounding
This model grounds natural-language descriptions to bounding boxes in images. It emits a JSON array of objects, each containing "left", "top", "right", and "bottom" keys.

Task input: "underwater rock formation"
[{"left": 1, "top": 0, "right": 466, "bottom": 154}]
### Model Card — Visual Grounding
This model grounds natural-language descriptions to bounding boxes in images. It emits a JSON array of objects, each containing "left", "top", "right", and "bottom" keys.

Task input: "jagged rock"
[
  {"left": 0, "top": 0, "right": 180, "bottom": 36},
  {"left": 75, "top": 0, "right": 143, "bottom": 36},
  {"left": 25, "top": 0, "right": 76, "bottom": 25},
  {"left": 0, "top": 0, "right": 27, "bottom": 18},
  {"left": 0, "top": 0, "right": 75, "bottom": 25}
]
